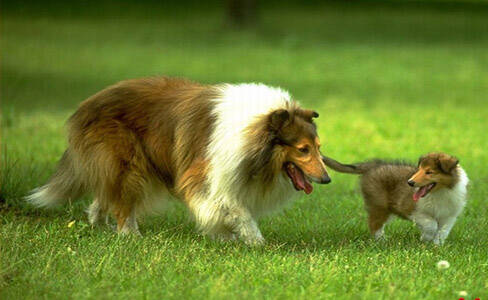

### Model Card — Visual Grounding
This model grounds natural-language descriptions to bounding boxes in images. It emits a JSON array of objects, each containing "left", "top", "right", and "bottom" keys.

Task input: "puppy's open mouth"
[
  {"left": 285, "top": 162, "right": 313, "bottom": 194},
  {"left": 413, "top": 183, "right": 436, "bottom": 202}
]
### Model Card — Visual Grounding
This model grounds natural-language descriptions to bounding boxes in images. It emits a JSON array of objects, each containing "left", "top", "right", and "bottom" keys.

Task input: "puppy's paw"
[
  {"left": 433, "top": 234, "right": 445, "bottom": 246},
  {"left": 420, "top": 233, "right": 435, "bottom": 243},
  {"left": 243, "top": 235, "right": 266, "bottom": 247}
]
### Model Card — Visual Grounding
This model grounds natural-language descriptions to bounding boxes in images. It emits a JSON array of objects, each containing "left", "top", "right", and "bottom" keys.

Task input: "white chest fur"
[{"left": 414, "top": 167, "right": 468, "bottom": 220}]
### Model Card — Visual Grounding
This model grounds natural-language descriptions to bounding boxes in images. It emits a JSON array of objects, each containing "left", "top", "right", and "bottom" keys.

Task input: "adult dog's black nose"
[
  {"left": 321, "top": 175, "right": 331, "bottom": 184},
  {"left": 407, "top": 180, "right": 415, "bottom": 187}
]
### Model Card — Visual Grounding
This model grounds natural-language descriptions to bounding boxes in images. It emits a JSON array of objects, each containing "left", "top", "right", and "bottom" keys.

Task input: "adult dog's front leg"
[
  {"left": 223, "top": 206, "right": 264, "bottom": 246},
  {"left": 189, "top": 195, "right": 264, "bottom": 245}
]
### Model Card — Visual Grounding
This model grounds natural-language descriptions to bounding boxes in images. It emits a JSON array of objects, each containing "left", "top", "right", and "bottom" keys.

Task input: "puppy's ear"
[
  {"left": 299, "top": 109, "right": 319, "bottom": 122},
  {"left": 308, "top": 110, "right": 319, "bottom": 118},
  {"left": 269, "top": 109, "right": 290, "bottom": 131},
  {"left": 417, "top": 155, "right": 425, "bottom": 167},
  {"left": 438, "top": 154, "right": 459, "bottom": 173}
]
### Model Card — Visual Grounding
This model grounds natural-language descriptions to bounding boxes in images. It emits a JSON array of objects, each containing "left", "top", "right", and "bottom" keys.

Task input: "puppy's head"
[
  {"left": 269, "top": 108, "right": 331, "bottom": 194},
  {"left": 407, "top": 152, "right": 459, "bottom": 201}
]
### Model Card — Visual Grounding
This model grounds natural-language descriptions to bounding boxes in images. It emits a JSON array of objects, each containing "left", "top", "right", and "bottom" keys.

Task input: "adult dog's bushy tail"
[
  {"left": 322, "top": 156, "right": 384, "bottom": 175},
  {"left": 26, "top": 149, "right": 85, "bottom": 208}
]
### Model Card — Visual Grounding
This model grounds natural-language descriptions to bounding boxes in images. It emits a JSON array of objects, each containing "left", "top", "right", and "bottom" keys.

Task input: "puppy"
[
  {"left": 323, "top": 152, "right": 468, "bottom": 244},
  {"left": 26, "top": 77, "right": 331, "bottom": 245}
]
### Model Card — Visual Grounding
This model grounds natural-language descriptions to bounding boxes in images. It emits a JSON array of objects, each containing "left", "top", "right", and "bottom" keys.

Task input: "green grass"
[{"left": 2, "top": 2, "right": 488, "bottom": 299}]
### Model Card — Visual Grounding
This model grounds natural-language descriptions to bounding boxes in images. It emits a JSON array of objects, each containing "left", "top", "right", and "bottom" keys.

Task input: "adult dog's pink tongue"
[
  {"left": 289, "top": 166, "right": 313, "bottom": 194},
  {"left": 303, "top": 180, "right": 313, "bottom": 194},
  {"left": 413, "top": 186, "right": 429, "bottom": 202}
]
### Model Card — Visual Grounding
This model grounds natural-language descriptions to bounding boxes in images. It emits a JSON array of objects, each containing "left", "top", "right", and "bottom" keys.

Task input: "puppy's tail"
[
  {"left": 25, "top": 149, "right": 85, "bottom": 208},
  {"left": 322, "top": 156, "right": 382, "bottom": 175}
]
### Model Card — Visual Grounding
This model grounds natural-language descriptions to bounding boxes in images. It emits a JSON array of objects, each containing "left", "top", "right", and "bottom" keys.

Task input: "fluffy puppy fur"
[
  {"left": 323, "top": 152, "right": 468, "bottom": 245},
  {"left": 26, "top": 77, "right": 331, "bottom": 245}
]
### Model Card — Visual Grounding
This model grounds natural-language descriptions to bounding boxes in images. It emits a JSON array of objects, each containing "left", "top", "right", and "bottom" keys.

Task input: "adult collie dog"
[{"left": 27, "top": 77, "right": 331, "bottom": 244}]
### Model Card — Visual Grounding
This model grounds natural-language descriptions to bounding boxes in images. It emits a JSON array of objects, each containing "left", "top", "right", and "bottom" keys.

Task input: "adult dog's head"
[{"left": 243, "top": 105, "right": 331, "bottom": 194}]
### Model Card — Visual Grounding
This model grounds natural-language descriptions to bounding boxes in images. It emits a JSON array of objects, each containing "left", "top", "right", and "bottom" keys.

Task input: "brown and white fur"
[
  {"left": 323, "top": 152, "right": 468, "bottom": 245},
  {"left": 26, "top": 77, "right": 331, "bottom": 245}
]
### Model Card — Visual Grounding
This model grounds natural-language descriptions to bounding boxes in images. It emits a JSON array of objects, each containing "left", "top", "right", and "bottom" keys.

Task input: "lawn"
[{"left": 1, "top": 1, "right": 488, "bottom": 299}]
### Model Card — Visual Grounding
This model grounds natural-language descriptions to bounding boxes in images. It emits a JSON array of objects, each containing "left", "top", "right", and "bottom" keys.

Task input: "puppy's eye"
[
  {"left": 426, "top": 171, "right": 433, "bottom": 175},
  {"left": 298, "top": 147, "right": 309, "bottom": 154}
]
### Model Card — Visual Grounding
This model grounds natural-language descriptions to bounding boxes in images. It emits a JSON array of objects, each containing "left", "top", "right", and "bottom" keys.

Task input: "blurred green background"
[{"left": 1, "top": 1, "right": 488, "bottom": 299}]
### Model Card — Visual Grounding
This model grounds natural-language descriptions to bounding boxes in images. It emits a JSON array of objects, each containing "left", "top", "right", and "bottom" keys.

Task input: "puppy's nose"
[
  {"left": 321, "top": 175, "right": 331, "bottom": 184},
  {"left": 407, "top": 180, "right": 415, "bottom": 187}
]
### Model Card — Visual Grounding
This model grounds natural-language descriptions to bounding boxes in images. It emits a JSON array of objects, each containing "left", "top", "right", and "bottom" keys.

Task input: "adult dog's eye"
[
  {"left": 298, "top": 147, "right": 309, "bottom": 154},
  {"left": 426, "top": 171, "right": 433, "bottom": 175}
]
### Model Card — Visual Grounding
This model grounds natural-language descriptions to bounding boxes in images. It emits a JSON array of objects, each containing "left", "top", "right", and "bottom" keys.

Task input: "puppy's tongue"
[{"left": 413, "top": 185, "right": 429, "bottom": 202}]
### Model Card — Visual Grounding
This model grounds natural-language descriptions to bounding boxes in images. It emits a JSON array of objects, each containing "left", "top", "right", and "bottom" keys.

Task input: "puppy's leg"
[
  {"left": 223, "top": 206, "right": 264, "bottom": 246},
  {"left": 367, "top": 206, "right": 390, "bottom": 240},
  {"left": 434, "top": 216, "right": 457, "bottom": 245},
  {"left": 411, "top": 213, "right": 438, "bottom": 242}
]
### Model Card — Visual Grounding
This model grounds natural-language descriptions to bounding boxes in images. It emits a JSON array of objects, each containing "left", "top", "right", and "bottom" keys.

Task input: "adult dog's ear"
[
  {"left": 269, "top": 109, "right": 290, "bottom": 131},
  {"left": 438, "top": 154, "right": 459, "bottom": 173}
]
